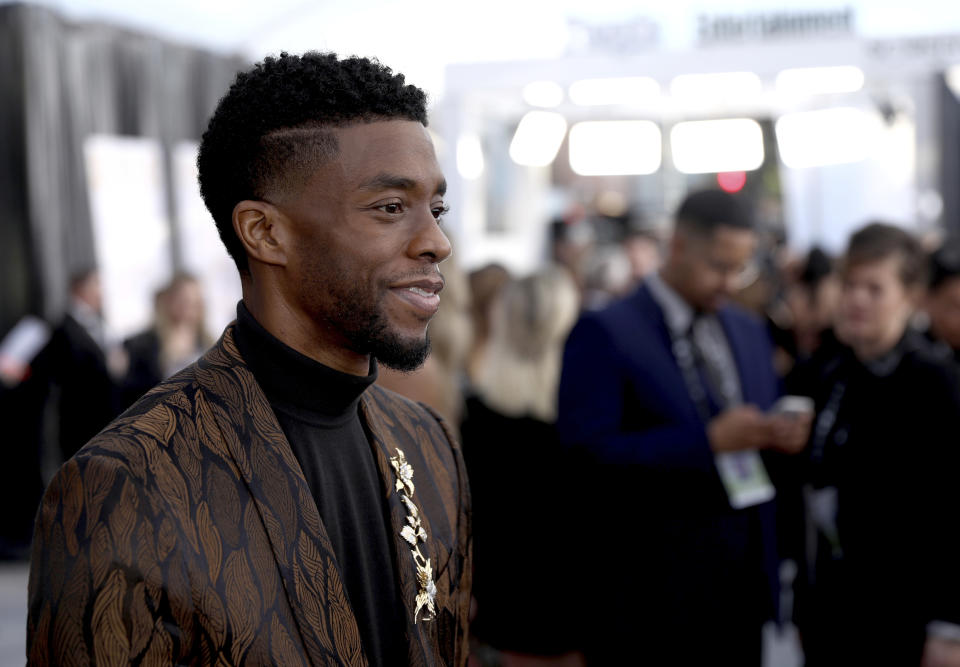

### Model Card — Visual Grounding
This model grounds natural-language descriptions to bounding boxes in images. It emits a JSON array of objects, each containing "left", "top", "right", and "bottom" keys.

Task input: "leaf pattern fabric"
[{"left": 28, "top": 325, "right": 472, "bottom": 666}]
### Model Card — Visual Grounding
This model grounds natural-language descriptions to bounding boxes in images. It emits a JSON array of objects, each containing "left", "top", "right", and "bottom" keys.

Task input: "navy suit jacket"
[{"left": 557, "top": 283, "right": 783, "bottom": 626}]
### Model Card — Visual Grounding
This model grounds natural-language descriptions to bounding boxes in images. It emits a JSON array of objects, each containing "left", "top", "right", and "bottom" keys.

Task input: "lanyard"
[
  {"left": 809, "top": 380, "right": 846, "bottom": 467},
  {"left": 668, "top": 326, "right": 719, "bottom": 424}
]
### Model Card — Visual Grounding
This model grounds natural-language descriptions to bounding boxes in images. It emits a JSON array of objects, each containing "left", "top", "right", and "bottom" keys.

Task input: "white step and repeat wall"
[{"left": 84, "top": 135, "right": 241, "bottom": 343}]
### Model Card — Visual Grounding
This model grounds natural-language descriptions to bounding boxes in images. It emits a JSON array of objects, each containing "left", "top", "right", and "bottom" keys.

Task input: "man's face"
[
  {"left": 273, "top": 120, "right": 451, "bottom": 371},
  {"left": 165, "top": 281, "right": 204, "bottom": 328},
  {"left": 673, "top": 226, "right": 756, "bottom": 312},
  {"left": 926, "top": 276, "right": 960, "bottom": 350},
  {"left": 835, "top": 256, "right": 914, "bottom": 354},
  {"left": 74, "top": 273, "right": 103, "bottom": 315}
]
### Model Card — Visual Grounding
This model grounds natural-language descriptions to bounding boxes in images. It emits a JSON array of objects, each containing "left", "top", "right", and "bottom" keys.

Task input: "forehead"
[
  {"left": 699, "top": 226, "right": 755, "bottom": 255},
  {"left": 329, "top": 119, "right": 442, "bottom": 190},
  {"left": 843, "top": 254, "right": 902, "bottom": 281}
]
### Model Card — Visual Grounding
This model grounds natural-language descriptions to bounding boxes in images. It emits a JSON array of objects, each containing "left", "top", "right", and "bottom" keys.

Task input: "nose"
[{"left": 408, "top": 211, "right": 453, "bottom": 263}]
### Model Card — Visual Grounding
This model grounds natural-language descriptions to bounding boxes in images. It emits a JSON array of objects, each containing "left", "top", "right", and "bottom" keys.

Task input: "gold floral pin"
[{"left": 390, "top": 448, "right": 437, "bottom": 623}]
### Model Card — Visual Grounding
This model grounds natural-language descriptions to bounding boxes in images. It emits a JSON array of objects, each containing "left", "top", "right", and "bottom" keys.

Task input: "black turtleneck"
[{"left": 233, "top": 302, "right": 407, "bottom": 666}]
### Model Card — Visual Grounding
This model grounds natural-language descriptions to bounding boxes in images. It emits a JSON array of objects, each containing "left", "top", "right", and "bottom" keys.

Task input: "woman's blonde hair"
[{"left": 475, "top": 266, "right": 580, "bottom": 421}]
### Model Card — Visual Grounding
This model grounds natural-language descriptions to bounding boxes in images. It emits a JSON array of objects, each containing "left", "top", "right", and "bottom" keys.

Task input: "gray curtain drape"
[{"left": 0, "top": 3, "right": 246, "bottom": 335}]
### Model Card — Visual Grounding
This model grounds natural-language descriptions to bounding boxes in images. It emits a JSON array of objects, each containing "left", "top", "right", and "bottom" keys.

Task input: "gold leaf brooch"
[{"left": 389, "top": 448, "right": 437, "bottom": 623}]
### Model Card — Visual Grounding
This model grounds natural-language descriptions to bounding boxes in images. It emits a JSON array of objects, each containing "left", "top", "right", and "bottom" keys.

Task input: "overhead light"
[
  {"left": 670, "top": 119, "right": 764, "bottom": 174},
  {"left": 456, "top": 134, "right": 485, "bottom": 180},
  {"left": 776, "top": 107, "right": 882, "bottom": 168},
  {"left": 523, "top": 81, "right": 564, "bottom": 108},
  {"left": 776, "top": 66, "right": 864, "bottom": 96},
  {"left": 568, "top": 120, "right": 661, "bottom": 175},
  {"left": 568, "top": 77, "right": 661, "bottom": 106},
  {"left": 509, "top": 111, "right": 567, "bottom": 167},
  {"left": 670, "top": 72, "right": 762, "bottom": 106}
]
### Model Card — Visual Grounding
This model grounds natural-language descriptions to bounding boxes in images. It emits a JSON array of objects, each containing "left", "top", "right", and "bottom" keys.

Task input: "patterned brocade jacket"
[{"left": 27, "top": 326, "right": 472, "bottom": 666}]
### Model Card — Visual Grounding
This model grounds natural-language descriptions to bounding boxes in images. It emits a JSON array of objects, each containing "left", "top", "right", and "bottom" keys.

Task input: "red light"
[{"left": 717, "top": 171, "right": 747, "bottom": 193}]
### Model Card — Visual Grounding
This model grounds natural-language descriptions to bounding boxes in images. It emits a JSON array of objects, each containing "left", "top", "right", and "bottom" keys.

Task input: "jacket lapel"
[
  {"left": 359, "top": 392, "right": 436, "bottom": 666},
  {"left": 196, "top": 326, "right": 367, "bottom": 666},
  {"left": 631, "top": 285, "right": 705, "bottom": 422}
]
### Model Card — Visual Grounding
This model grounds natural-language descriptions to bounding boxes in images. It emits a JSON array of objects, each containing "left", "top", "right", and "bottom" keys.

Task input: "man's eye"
[
  {"left": 379, "top": 202, "right": 403, "bottom": 214},
  {"left": 432, "top": 204, "right": 450, "bottom": 220}
]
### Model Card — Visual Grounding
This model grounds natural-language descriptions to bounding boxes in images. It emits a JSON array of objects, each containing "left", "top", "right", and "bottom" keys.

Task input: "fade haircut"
[
  {"left": 675, "top": 189, "right": 753, "bottom": 237},
  {"left": 844, "top": 222, "right": 927, "bottom": 287},
  {"left": 197, "top": 52, "right": 429, "bottom": 274}
]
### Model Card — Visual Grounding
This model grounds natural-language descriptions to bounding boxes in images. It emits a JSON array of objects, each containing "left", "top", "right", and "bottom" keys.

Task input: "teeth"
[{"left": 407, "top": 287, "right": 434, "bottom": 297}]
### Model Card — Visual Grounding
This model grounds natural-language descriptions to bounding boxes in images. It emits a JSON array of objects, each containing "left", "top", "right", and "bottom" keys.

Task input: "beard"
[
  {"left": 328, "top": 283, "right": 433, "bottom": 372},
  {"left": 352, "top": 314, "right": 432, "bottom": 372}
]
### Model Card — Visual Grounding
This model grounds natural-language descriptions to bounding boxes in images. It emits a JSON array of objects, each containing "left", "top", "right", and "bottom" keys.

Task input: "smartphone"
[{"left": 769, "top": 395, "right": 814, "bottom": 418}]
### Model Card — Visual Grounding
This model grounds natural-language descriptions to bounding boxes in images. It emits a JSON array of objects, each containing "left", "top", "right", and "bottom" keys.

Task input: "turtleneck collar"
[
  {"left": 233, "top": 301, "right": 377, "bottom": 424},
  {"left": 854, "top": 327, "right": 924, "bottom": 378}
]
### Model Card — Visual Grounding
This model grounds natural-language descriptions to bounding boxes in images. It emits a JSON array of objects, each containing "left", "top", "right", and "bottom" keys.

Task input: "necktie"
[{"left": 682, "top": 317, "right": 724, "bottom": 418}]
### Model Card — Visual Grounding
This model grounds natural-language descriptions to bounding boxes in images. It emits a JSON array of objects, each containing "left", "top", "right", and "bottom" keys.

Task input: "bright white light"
[
  {"left": 509, "top": 111, "right": 568, "bottom": 167},
  {"left": 946, "top": 64, "right": 960, "bottom": 101},
  {"left": 456, "top": 134, "right": 485, "bottom": 180},
  {"left": 523, "top": 80, "right": 564, "bottom": 108},
  {"left": 568, "top": 77, "right": 661, "bottom": 106},
  {"left": 776, "top": 66, "right": 865, "bottom": 96},
  {"left": 776, "top": 107, "right": 883, "bottom": 168},
  {"left": 670, "top": 72, "right": 763, "bottom": 106},
  {"left": 569, "top": 121, "right": 661, "bottom": 175},
  {"left": 670, "top": 119, "right": 764, "bottom": 174}
]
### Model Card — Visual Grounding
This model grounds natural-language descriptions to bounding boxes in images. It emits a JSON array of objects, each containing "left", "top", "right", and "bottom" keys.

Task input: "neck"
[
  {"left": 241, "top": 280, "right": 371, "bottom": 377},
  {"left": 851, "top": 329, "right": 904, "bottom": 362},
  {"left": 659, "top": 265, "right": 690, "bottom": 305}
]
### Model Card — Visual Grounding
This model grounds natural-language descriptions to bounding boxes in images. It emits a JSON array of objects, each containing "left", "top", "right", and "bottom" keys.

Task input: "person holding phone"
[{"left": 558, "top": 189, "right": 811, "bottom": 665}]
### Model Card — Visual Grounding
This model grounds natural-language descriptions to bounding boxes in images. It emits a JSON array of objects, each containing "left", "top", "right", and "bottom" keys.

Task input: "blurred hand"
[
  {"left": 707, "top": 405, "right": 772, "bottom": 453},
  {"left": 768, "top": 412, "right": 813, "bottom": 455},
  {"left": 922, "top": 637, "right": 960, "bottom": 667}
]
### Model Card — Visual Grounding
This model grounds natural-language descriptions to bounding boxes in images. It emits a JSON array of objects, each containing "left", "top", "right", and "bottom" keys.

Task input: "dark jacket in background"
[
  {"left": 788, "top": 331, "right": 960, "bottom": 666},
  {"left": 557, "top": 284, "right": 784, "bottom": 665},
  {"left": 121, "top": 328, "right": 163, "bottom": 409},
  {"left": 32, "top": 313, "right": 117, "bottom": 461}
]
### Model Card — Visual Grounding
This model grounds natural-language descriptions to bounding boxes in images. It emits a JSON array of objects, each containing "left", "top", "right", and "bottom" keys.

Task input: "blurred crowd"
[
  {"left": 4, "top": 186, "right": 960, "bottom": 665},
  {"left": 381, "top": 188, "right": 960, "bottom": 666},
  {"left": 0, "top": 271, "right": 211, "bottom": 559}
]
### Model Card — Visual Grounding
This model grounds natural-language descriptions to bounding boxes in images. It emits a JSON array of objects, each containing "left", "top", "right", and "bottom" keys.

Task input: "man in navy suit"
[{"left": 557, "top": 189, "right": 810, "bottom": 665}]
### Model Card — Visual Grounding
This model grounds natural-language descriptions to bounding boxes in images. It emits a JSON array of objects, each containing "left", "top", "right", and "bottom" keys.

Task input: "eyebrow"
[{"left": 358, "top": 173, "right": 447, "bottom": 196}]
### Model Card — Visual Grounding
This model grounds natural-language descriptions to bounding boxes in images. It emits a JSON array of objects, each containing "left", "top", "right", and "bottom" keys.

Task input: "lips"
[{"left": 390, "top": 277, "right": 444, "bottom": 316}]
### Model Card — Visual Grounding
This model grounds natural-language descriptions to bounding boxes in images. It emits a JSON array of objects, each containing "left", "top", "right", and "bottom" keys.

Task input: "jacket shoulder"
[
  {"left": 720, "top": 302, "right": 767, "bottom": 330},
  {"left": 568, "top": 286, "right": 664, "bottom": 356},
  {"left": 365, "top": 384, "right": 453, "bottom": 441},
  {"left": 76, "top": 363, "right": 204, "bottom": 474}
]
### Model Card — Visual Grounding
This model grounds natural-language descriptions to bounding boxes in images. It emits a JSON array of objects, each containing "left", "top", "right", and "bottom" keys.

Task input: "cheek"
[{"left": 696, "top": 270, "right": 719, "bottom": 291}]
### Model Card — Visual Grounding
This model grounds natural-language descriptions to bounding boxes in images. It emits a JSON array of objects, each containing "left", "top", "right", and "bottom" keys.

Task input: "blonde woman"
[{"left": 461, "top": 266, "right": 583, "bottom": 664}]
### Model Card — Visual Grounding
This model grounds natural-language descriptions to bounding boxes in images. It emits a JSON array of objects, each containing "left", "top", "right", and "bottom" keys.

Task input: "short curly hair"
[{"left": 197, "top": 52, "right": 429, "bottom": 273}]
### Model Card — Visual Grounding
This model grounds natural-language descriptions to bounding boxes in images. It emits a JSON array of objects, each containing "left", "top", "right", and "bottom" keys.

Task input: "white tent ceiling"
[{"left": 5, "top": 0, "right": 960, "bottom": 100}]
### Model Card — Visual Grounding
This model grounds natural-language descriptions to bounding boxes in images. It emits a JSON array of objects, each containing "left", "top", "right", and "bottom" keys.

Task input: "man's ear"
[
  {"left": 669, "top": 229, "right": 687, "bottom": 262},
  {"left": 233, "top": 200, "right": 288, "bottom": 268}
]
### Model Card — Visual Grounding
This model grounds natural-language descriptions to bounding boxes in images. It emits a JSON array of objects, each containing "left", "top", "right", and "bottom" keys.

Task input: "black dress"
[{"left": 460, "top": 395, "right": 584, "bottom": 655}]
